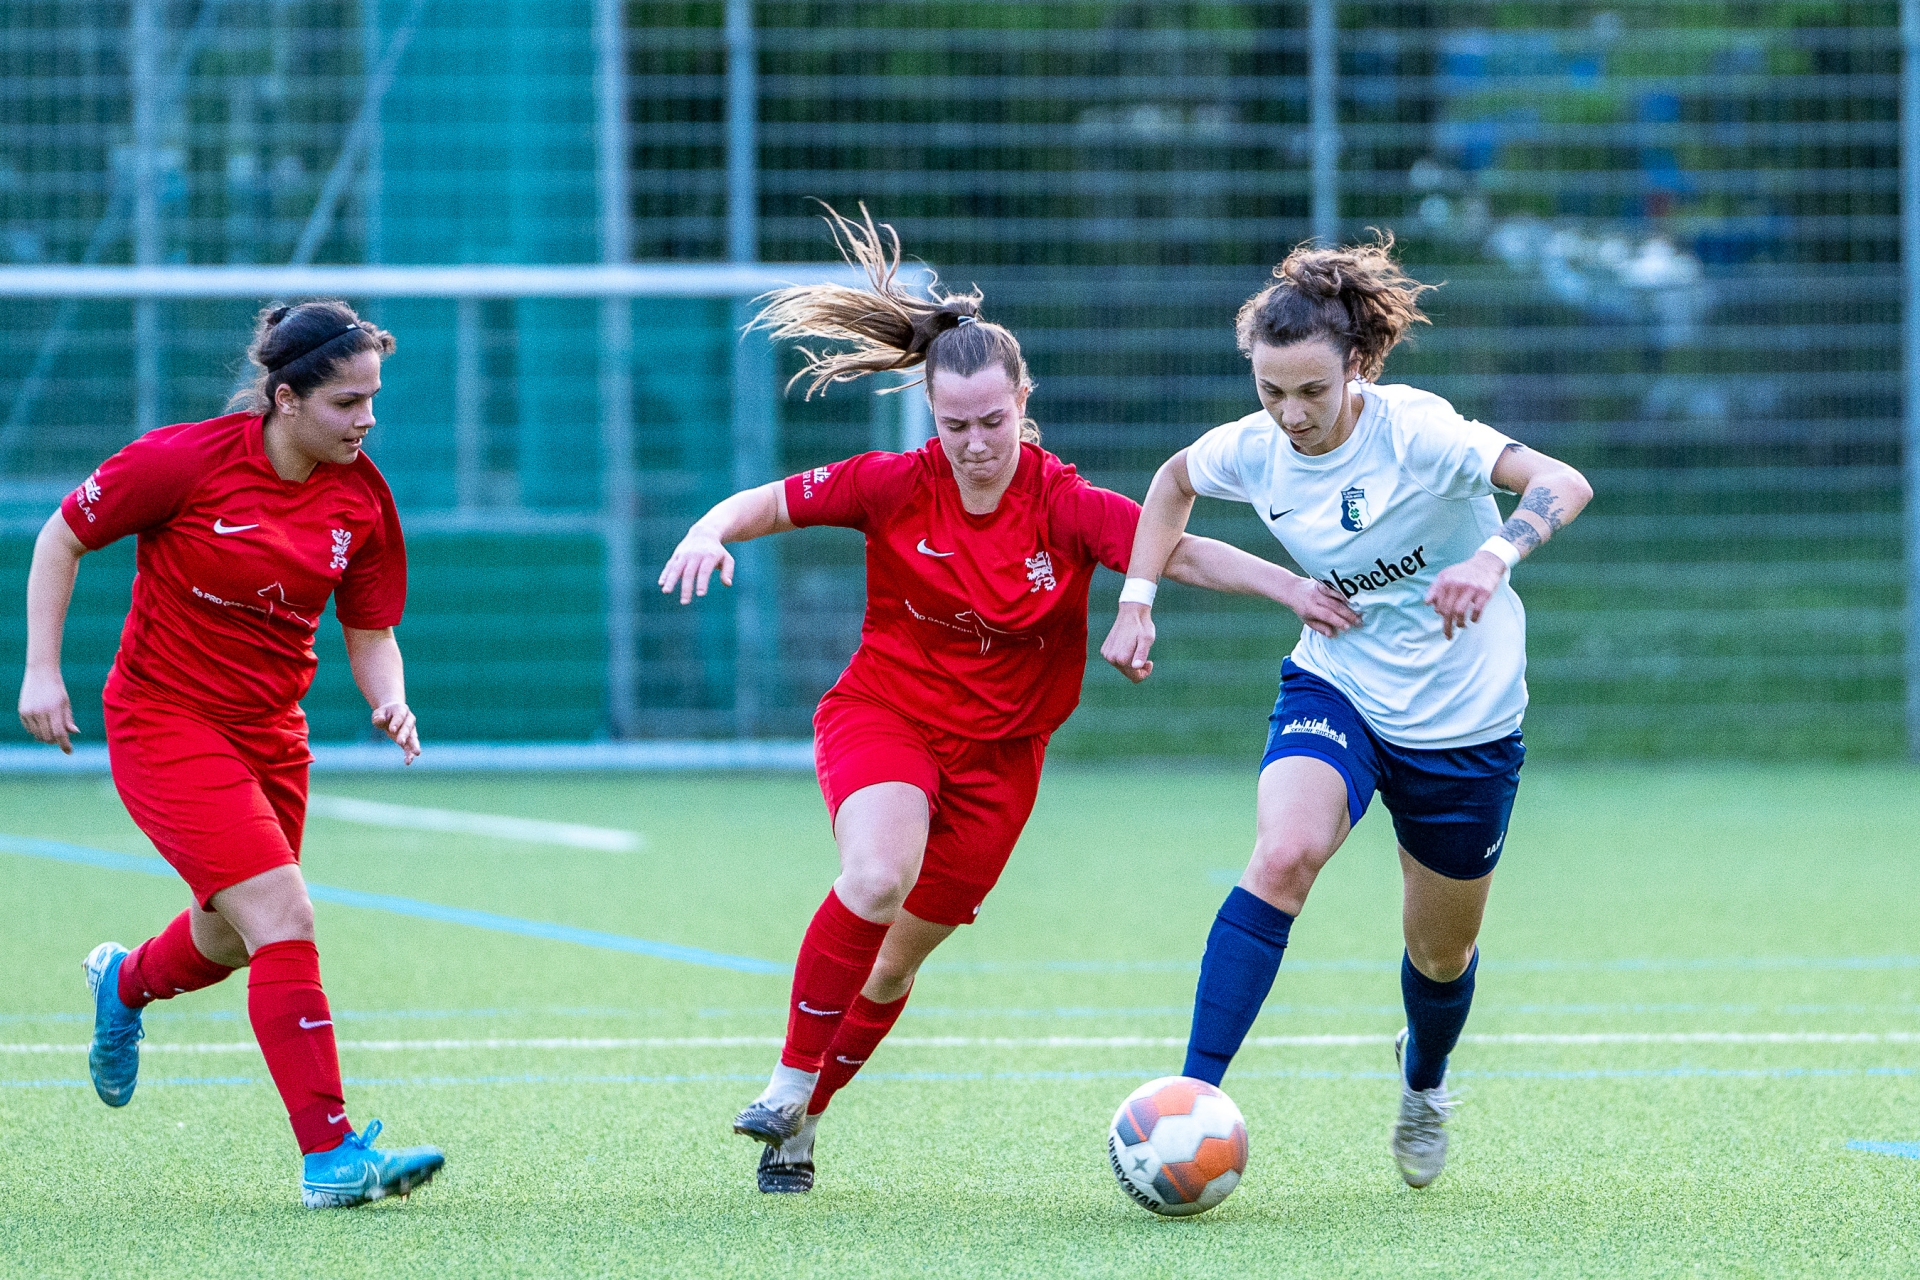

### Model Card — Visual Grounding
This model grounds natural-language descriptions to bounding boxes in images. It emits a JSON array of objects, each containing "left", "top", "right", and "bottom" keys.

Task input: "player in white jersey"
[{"left": 1102, "top": 235, "right": 1592, "bottom": 1189}]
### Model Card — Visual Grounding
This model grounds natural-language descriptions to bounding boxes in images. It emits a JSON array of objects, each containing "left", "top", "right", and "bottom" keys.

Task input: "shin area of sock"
[
  {"left": 1181, "top": 887, "right": 1295, "bottom": 1086},
  {"left": 247, "top": 940, "right": 352, "bottom": 1154},
  {"left": 1401, "top": 948, "right": 1479, "bottom": 1092},
  {"left": 807, "top": 990, "right": 911, "bottom": 1115},
  {"left": 780, "top": 891, "right": 891, "bottom": 1072},
  {"left": 117, "top": 911, "right": 235, "bottom": 1009}
]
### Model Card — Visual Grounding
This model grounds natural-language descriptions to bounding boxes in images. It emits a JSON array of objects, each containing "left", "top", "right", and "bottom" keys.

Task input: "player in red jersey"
[
  {"left": 660, "top": 208, "right": 1316, "bottom": 1193},
  {"left": 19, "top": 300, "right": 444, "bottom": 1208}
]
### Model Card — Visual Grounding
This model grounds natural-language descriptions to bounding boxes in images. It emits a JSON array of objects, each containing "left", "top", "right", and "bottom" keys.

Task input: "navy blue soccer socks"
[
  {"left": 1182, "top": 887, "right": 1295, "bottom": 1085},
  {"left": 1400, "top": 947, "right": 1478, "bottom": 1092}
]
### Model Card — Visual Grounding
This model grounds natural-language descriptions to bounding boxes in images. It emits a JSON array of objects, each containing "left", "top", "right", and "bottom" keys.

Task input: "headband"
[{"left": 266, "top": 323, "right": 362, "bottom": 372}]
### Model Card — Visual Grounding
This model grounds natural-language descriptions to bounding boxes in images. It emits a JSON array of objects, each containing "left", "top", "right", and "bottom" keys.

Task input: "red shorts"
[
  {"left": 812, "top": 690, "right": 1048, "bottom": 927},
  {"left": 103, "top": 670, "right": 312, "bottom": 910}
]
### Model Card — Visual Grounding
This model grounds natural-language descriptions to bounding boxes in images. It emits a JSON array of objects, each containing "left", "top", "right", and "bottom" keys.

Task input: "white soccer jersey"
[{"left": 1183, "top": 380, "right": 1527, "bottom": 749}]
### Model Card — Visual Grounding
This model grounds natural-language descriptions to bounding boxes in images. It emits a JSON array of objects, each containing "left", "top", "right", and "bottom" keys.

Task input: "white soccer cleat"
[{"left": 1391, "top": 1027, "right": 1455, "bottom": 1188}]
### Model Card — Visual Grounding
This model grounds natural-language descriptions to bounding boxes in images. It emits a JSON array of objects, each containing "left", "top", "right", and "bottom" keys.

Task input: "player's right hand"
[
  {"left": 1282, "top": 577, "right": 1361, "bottom": 638},
  {"left": 18, "top": 667, "right": 77, "bottom": 754},
  {"left": 658, "top": 528, "right": 735, "bottom": 605},
  {"left": 1101, "top": 603, "right": 1156, "bottom": 683}
]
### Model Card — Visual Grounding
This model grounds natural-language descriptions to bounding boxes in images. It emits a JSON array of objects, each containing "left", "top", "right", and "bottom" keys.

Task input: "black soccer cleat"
[
  {"left": 733, "top": 1100, "right": 806, "bottom": 1146},
  {"left": 757, "top": 1143, "right": 815, "bottom": 1194}
]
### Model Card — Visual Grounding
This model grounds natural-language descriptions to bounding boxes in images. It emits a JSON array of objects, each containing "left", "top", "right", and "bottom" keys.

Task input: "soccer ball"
[{"left": 1107, "top": 1076, "right": 1249, "bottom": 1216}]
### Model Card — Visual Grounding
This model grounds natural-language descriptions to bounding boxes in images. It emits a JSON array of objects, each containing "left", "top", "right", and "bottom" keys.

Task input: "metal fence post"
[
  {"left": 1904, "top": 0, "right": 1920, "bottom": 760},
  {"left": 453, "top": 297, "right": 483, "bottom": 510},
  {"left": 727, "top": 0, "right": 777, "bottom": 738},
  {"left": 130, "top": 0, "right": 160, "bottom": 436},
  {"left": 1308, "top": 0, "right": 1339, "bottom": 246},
  {"left": 596, "top": 0, "right": 637, "bottom": 739}
]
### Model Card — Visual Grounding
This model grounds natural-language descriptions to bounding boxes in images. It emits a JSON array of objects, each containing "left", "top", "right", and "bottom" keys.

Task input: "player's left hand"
[
  {"left": 1100, "top": 603, "right": 1156, "bottom": 683},
  {"left": 371, "top": 701, "right": 421, "bottom": 765},
  {"left": 1424, "top": 551, "right": 1507, "bottom": 640}
]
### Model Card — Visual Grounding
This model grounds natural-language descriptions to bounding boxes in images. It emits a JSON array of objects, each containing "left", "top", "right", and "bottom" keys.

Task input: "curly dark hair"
[{"left": 1235, "top": 232, "right": 1436, "bottom": 380}]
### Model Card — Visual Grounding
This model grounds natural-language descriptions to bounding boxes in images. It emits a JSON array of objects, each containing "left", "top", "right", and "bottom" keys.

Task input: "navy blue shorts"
[{"left": 1260, "top": 659, "right": 1524, "bottom": 880}]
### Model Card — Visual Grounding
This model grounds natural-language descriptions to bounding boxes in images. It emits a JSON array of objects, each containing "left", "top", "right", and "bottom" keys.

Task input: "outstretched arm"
[
  {"left": 344, "top": 626, "right": 420, "bottom": 764},
  {"left": 658, "top": 482, "right": 797, "bottom": 605},
  {"left": 1425, "top": 445, "right": 1594, "bottom": 639},
  {"left": 19, "top": 512, "right": 86, "bottom": 753},
  {"left": 1162, "top": 536, "right": 1359, "bottom": 636},
  {"left": 1101, "top": 452, "right": 1360, "bottom": 684}
]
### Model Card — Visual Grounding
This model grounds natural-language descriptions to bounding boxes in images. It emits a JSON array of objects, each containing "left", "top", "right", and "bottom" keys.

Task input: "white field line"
[
  {"left": 305, "top": 794, "right": 641, "bottom": 852},
  {"left": 7, "top": 1031, "right": 1920, "bottom": 1055}
]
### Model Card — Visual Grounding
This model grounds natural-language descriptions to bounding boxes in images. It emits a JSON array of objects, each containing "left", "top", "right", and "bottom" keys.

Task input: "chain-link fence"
[{"left": 2, "top": 2, "right": 1908, "bottom": 757}]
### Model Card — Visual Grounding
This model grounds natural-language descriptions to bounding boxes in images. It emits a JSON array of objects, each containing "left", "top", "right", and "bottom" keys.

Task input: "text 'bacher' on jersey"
[
  {"left": 783, "top": 440, "right": 1138, "bottom": 741},
  {"left": 1184, "top": 380, "right": 1528, "bottom": 751},
  {"left": 59, "top": 413, "right": 407, "bottom": 719}
]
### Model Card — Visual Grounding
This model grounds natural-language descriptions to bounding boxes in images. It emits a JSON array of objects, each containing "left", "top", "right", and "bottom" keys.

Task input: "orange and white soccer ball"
[{"left": 1107, "top": 1076, "right": 1249, "bottom": 1216}]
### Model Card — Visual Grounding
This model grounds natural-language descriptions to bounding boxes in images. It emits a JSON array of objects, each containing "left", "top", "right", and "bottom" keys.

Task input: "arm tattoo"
[
  {"left": 1498, "top": 484, "right": 1567, "bottom": 554},
  {"left": 1498, "top": 513, "right": 1543, "bottom": 553},
  {"left": 1518, "top": 485, "right": 1567, "bottom": 532}
]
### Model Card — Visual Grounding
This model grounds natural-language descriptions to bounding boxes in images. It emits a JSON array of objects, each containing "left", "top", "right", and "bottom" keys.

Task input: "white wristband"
[
  {"left": 1478, "top": 535, "right": 1522, "bottom": 573},
  {"left": 1118, "top": 577, "right": 1159, "bottom": 608}
]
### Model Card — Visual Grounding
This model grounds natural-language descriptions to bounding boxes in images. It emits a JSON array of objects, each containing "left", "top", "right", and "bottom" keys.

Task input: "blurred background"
[{"left": 0, "top": 1, "right": 1907, "bottom": 761}]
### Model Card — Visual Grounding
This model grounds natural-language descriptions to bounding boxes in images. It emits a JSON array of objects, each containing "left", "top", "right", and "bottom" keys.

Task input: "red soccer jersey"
[
  {"left": 60, "top": 412, "right": 406, "bottom": 719},
  {"left": 784, "top": 440, "right": 1140, "bottom": 740}
]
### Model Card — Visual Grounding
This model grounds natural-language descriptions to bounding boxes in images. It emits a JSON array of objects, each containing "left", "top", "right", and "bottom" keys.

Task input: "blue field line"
[
  {"left": 1847, "top": 1139, "right": 1920, "bottom": 1159},
  {"left": 0, "top": 834, "right": 785, "bottom": 975}
]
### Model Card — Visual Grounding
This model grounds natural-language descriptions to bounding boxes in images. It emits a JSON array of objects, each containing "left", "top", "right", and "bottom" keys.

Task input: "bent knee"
[
  {"left": 244, "top": 895, "right": 317, "bottom": 951},
  {"left": 835, "top": 867, "right": 914, "bottom": 919},
  {"left": 1406, "top": 941, "right": 1475, "bottom": 984},
  {"left": 1250, "top": 832, "right": 1340, "bottom": 882}
]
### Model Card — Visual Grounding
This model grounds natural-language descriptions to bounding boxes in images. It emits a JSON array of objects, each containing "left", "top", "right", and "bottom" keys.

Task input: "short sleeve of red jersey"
[
  {"left": 1050, "top": 474, "right": 1142, "bottom": 575},
  {"left": 333, "top": 468, "right": 408, "bottom": 629},
  {"left": 782, "top": 451, "right": 918, "bottom": 531},
  {"left": 59, "top": 426, "right": 205, "bottom": 550}
]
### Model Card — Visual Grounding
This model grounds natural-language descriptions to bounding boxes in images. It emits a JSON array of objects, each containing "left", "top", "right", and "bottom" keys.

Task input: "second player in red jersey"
[
  {"left": 20, "top": 300, "right": 443, "bottom": 1207},
  {"left": 660, "top": 207, "right": 1312, "bottom": 1194}
]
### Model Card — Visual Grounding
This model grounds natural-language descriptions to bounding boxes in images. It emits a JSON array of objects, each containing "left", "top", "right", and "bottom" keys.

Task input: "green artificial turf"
[{"left": 1, "top": 764, "right": 1917, "bottom": 1278}]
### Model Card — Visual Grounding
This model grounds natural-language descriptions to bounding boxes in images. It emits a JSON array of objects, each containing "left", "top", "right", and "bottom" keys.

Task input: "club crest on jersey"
[
  {"left": 1339, "top": 486, "right": 1369, "bottom": 532},
  {"left": 329, "top": 528, "right": 352, "bottom": 570},
  {"left": 1024, "top": 550, "right": 1057, "bottom": 593},
  {"left": 75, "top": 474, "right": 103, "bottom": 523}
]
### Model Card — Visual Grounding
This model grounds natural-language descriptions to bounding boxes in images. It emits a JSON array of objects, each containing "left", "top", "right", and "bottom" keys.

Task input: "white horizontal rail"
[{"left": 0, "top": 263, "right": 873, "bottom": 299}]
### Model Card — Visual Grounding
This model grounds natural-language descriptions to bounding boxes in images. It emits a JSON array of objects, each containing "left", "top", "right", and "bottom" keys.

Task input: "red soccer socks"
[
  {"left": 117, "top": 910, "right": 235, "bottom": 1008},
  {"left": 248, "top": 940, "right": 352, "bottom": 1154},
  {"left": 780, "top": 890, "right": 890, "bottom": 1072},
  {"left": 807, "top": 990, "right": 910, "bottom": 1116}
]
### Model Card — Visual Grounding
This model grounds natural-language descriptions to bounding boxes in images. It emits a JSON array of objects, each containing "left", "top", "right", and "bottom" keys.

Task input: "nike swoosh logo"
[
  {"left": 212, "top": 519, "right": 258, "bottom": 534},
  {"left": 1269, "top": 507, "right": 1295, "bottom": 521},
  {"left": 298, "top": 1017, "right": 333, "bottom": 1030},
  {"left": 327, "top": 1111, "right": 348, "bottom": 1125},
  {"left": 797, "top": 1002, "right": 843, "bottom": 1017},
  {"left": 835, "top": 1056, "right": 866, "bottom": 1065},
  {"left": 916, "top": 539, "right": 955, "bottom": 557}
]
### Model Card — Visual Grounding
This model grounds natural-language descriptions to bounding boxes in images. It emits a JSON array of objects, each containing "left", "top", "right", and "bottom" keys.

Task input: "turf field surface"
[{"left": 2, "top": 764, "right": 1916, "bottom": 1278}]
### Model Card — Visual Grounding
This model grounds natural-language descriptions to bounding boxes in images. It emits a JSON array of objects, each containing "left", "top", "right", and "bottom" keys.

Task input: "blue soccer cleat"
[
  {"left": 83, "top": 942, "right": 143, "bottom": 1107},
  {"left": 300, "top": 1121, "right": 446, "bottom": 1208}
]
